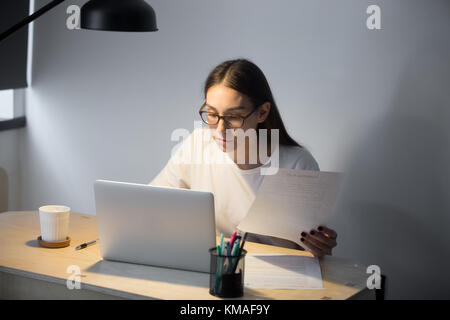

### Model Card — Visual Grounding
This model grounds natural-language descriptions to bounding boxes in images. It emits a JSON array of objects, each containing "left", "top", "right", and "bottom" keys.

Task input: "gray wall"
[
  {"left": 12, "top": 0, "right": 450, "bottom": 298},
  {"left": 21, "top": 0, "right": 437, "bottom": 213},
  {"left": 330, "top": 41, "right": 450, "bottom": 299}
]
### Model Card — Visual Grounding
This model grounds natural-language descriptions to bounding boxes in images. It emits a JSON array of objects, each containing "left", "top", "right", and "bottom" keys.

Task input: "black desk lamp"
[{"left": 0, "top": 0, "right": 158, "bottom": 42}]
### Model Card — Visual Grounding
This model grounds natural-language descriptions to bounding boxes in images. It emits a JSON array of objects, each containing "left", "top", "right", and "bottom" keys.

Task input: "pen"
[
  {"left": 229, "top": 231, "right": 237, "bottom": 248},
  {"left": 219, "top": 233, "right": 224, "bottom": 254},
  {"left": 223, "top": 242, "right": 228, "bottom": 270},
  {"left": 214, "top": 244, "right": 222, "bottom": 293},
  {"left": 228, "top": 239, "right": 240, "bottom": 273},
  {"left": 231, "top": 232, "right": 248, "bottom": 274},
  {"left": 231, "top": 239, "right": 240, "bottom": 254},
  {"left": 226, "top": 241, "right": 232, "bottom": 270},
  {"left": 75, "top": 238, "right": 99, "bottom": 250}
]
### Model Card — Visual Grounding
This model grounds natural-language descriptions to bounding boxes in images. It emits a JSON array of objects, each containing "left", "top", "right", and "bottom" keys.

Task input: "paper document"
[
  {"left": 237, "top": 169, "right": 342, "bottom": 249},
  {"left": 244, "top": 254, "right": 323, "bottom": 289}
]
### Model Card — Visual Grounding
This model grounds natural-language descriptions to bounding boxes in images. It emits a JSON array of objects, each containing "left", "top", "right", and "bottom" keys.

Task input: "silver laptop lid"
[{"left": 94, "top": 180, "right": 216, "bottom": 273}]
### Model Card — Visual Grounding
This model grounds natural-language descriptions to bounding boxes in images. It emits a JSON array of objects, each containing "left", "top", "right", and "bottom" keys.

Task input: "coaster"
[{"left": 37, "top": 235, "right": 71, "bottom": 248}]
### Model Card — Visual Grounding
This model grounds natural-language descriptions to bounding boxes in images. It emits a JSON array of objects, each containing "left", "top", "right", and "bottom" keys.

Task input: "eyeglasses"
[{"left": 199, "top": 102, "right": 261, "bottom": 128}]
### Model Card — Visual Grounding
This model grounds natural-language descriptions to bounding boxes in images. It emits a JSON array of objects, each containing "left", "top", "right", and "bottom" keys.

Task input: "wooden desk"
[{"left": 0, "top": 211, "right": 374, "bottom": 300}]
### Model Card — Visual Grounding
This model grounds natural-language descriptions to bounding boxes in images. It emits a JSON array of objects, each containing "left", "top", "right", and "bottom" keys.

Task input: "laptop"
[{"left": 93, "top": 180, "right": 216, "bottom": 273}]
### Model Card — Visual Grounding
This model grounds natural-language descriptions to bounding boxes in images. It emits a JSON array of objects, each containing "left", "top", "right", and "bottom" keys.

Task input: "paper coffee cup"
[{"left": 39, "top": 205, "right": 70, "bottom": 242}]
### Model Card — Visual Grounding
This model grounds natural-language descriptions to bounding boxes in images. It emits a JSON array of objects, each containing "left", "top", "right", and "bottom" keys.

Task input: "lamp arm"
[{"left": 0, "top": 0, "right": 67, "bottom": 43}]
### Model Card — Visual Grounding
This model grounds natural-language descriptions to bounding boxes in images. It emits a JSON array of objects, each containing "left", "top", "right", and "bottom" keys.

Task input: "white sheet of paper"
[
  {"left": 237, "top": 169, "right": 342, "bottom": 249},
  {"left": 244, "top": 253, "right": 323, "bottom": 289}
]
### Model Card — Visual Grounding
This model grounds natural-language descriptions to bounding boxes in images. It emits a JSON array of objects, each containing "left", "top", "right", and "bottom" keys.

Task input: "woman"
[{"left": 150, "top": 58, "right": 337, "bottom": 257}]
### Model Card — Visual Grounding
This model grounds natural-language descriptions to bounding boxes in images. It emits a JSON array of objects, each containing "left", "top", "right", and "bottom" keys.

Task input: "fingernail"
[
  {"left": 301, "top": 232, "right": 307, "bottom": 237},
  {"left": 310, "top": 230, "right": 315, "bottom": 235},
  {"left": 318, "top": 226, "right": 324, "bottom": 231},
  {"left": 300, "top": 238, "right": 305, "bottom": 242}
]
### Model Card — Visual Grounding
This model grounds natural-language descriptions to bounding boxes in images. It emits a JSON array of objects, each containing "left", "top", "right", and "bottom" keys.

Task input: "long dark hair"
[{"left": 203, "top": 58, "right": 301, "bottom": 148}]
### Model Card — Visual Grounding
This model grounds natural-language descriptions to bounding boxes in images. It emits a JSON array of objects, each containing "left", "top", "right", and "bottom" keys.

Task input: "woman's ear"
[{"left": 257, "top": 102, "right": 271, "bottom": 123}]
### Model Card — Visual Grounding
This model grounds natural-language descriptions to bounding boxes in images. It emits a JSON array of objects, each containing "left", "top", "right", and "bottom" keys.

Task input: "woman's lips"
[{"left": 214, "top": 137, "right": 233, "bottom": 146}]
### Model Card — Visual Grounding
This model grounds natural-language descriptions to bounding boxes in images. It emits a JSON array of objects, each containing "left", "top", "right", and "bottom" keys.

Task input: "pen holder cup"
[{"left": 209, "top": 247, "right": 247, "bottom": 298}]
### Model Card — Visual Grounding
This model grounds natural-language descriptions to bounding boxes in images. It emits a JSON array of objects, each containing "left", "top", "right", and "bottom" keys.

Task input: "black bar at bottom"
[{"left": 0, "top": 116, "right": 26, "bottom": 132}]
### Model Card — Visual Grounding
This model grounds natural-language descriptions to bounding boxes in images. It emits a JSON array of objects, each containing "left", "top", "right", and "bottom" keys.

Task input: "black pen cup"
[{"left": 209, "top": 247, "right": 247, "bottom": 298}]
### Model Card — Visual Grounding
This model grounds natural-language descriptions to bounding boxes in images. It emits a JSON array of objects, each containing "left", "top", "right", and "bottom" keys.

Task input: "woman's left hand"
[{"left": 300, "top": 226, "right": 337, "bottom": 258}]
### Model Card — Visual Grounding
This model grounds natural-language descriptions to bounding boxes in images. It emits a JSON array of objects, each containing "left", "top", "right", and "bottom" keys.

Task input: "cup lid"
[{"left": 39, "top": 205, "right": 71, "bottom": 213}]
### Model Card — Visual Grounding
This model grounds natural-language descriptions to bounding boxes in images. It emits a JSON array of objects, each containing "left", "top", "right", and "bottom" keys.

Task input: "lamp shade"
[{"left": 80, "top": 0, "right": 158, "bottom": 32}]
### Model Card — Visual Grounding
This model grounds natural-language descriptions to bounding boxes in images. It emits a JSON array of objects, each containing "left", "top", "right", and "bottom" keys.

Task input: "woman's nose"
[{"left": 216, "top": 117, "right": 227, "bottom": 133}]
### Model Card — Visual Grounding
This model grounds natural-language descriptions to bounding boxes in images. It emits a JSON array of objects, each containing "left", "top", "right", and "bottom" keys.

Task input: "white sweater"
[{"left": 150, "top": 128, "right": 319, "bottom": 249}]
